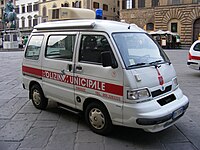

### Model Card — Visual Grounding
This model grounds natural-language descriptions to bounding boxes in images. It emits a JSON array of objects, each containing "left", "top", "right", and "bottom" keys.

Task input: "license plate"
[{"left": 172, "top": 107, "right": 184, "bottom": 120}]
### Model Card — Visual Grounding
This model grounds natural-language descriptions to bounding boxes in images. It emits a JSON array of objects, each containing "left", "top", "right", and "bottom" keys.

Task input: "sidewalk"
[
  {"left": 0, "top": 49, "right": 200, "bottom": 150},
  {"left": 0, "top": 48, "right": 24, "bottom": 52}
]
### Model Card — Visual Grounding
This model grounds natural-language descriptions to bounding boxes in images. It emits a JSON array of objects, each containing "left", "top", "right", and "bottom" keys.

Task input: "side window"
[
  {"left": 194, "top": 43, "right": 200, "bottom": 51},
  {"left": 25, "top": 35, "right": 44, "bottom": 60},
  {"left": 46, "top": 35, "right": 76, "bottom": 60},
  {"left": 79, "top": 35, "right": 112, "bottom": 64}
]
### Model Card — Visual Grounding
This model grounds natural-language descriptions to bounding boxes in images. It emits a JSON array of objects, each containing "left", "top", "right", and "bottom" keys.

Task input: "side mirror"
[{"left": 101, "top": 51, "right": 118, "bottom": 68}]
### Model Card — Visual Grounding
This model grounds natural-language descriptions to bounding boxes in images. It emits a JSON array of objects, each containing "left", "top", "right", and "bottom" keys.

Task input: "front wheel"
[
  {"left": 30, "top": 84, "right": 48, "bottom": 110},
  {"left": 85, "top": 102, "right": 113, "bottom": 135}
]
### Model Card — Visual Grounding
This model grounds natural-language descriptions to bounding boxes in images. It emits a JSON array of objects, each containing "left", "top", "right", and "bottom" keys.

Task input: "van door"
[
  {"left": 74, "top": 32, "right": 124, "bottom": 123},
  {"left": 42, "top": 32, "right": 77, "bottom": 108}
]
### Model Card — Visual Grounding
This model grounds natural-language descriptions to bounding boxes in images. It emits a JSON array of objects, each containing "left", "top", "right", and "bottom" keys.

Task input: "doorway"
[{"left": 193, "top": 18, "right": 200, "bottom": 42}]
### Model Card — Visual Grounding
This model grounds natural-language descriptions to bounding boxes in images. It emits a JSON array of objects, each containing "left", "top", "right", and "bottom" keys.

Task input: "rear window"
[
  {"left": 25, "top": 35, "right": 44, "bottom": 60},
  {"left": 194, "top": 43, "right": 200, "bottom": 51},
  {"left": 45, "top": 35, "right": 76, "bottom": 61}
]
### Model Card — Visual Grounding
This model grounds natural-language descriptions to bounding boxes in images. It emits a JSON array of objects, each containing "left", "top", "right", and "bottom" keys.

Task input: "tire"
[
  {"left": 85, "top": 102, "right": 113, "bottom": 135},
  {"left": 30, "top": 84, "right": 48, "bottom": 110}
]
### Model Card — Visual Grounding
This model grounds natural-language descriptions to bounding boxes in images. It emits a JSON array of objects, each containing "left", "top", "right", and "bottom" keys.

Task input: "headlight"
[
  {"left": 127, "top": 88, "right": 150, "bottom": 101},
  {"left": 172, "top": 77, "right": 179, "bottom": 90}
]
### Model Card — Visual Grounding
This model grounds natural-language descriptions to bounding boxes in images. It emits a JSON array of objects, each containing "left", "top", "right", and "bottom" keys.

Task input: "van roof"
[{"left": 33, "top": 19, "right": 145, "bottom": 33}]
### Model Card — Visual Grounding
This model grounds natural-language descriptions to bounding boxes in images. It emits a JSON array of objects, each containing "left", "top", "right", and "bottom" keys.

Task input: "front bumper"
[
  {"left": 136, "top": 102, "right": 189, "bottom": 126},
  {"left": 122, "top": 88, "right": 189, "bottom": 132}
]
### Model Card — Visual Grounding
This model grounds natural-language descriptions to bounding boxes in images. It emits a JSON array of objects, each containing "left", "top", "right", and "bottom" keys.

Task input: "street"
[{"left": 0, "top": 50, "right": 200, "bottom": 150}]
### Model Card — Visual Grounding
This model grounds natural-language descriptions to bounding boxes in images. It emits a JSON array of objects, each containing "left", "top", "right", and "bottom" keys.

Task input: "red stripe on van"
[
  {"left": 105, "top": 83, "right": 123, "bottom": 96},
  {"left": 22, "top": 66, "right": 123, "bottom": 96},
  {"left": 22, "top": 66, "right": 42, "bottom": 77}
]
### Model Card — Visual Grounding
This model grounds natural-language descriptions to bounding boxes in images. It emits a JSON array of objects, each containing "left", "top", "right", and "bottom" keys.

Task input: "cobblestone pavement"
[{"left": 0, "top": 50, "right": 199, "bottom": 150}]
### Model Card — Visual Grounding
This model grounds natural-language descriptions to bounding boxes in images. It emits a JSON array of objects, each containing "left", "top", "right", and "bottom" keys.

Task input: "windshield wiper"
[
  {"left": 149, "top": 60, "right": 173, "bottom": 68},
  {"left": 149, "top": 60, "right": 163, "bottom": 65},
  {"left": 128, "top": 63, "right": 147, "bottom": 68},
  {"left": 149, "top": 60, "right": 172, "bottom": 66}
]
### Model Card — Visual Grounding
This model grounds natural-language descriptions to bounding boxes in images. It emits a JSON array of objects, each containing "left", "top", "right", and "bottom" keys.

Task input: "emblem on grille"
[{"left": 161, "top": 85, "right": 165, "bottom": 91}]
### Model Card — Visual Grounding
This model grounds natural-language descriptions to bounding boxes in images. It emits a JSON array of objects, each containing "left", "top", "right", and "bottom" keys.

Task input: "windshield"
[{"left": 112, "top": 33, "right": 169, "bottom": 68}]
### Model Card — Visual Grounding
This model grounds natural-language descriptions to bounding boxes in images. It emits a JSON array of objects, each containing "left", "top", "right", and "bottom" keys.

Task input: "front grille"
[
  {"left": 151, "top": 85, "right": 172, "bottom": 97},
  {"left": 157, "top": 94, "right": 176, "bottom": 106}
]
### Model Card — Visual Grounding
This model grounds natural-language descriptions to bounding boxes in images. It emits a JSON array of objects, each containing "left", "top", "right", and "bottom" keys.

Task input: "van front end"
[
  {"left": 122, "top": 87, "right": 189, "bottom": 132},
  {"left": 113, "top": 32, "right": 189, "bottom": 132}
]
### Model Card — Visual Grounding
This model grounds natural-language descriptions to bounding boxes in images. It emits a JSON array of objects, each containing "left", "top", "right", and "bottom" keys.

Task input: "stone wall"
[
  {"left": 120, "top": 3, "right": 200, "bottom": 46},
  {"left": 155, "top": 4, "right": 200, "bottom": 46},
  {"left": 120, "top": 8, "right": 155, "bottom": 28}
]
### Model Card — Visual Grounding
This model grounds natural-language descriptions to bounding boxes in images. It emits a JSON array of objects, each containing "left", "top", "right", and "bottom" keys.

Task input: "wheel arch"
[
  {"left": 29, "top": 81, "right": 42, "bottom": 99},
  {"left": 83, "top": 97, "right": 113, "bottom": 135},
  {"left": 83, "top": 98, "right": 109, "bottom": 113},
  {"left": 83, "top": 97, "right": 112, "bottom": 119}
]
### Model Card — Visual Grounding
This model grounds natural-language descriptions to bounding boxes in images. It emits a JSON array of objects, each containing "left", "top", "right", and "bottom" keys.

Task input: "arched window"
[
  {"left": 52, "top": 3, "right": 57, "bottom": 8},
  {"left": 172, "top": 0, "right": 180, "bottom": 4},
  {"left": 146, "top": 23, "right": 154, "bottom": 31},
  {"left": 16, "top": 17, "right": 19, "bottom": 28},
  {"left": 15, "top": 6, "right": 19, "bottom": 14},
  {"left": 126, "top": 0, "right": 135, "bottom": 9},
  {"left": 122, "top": 0, "right": 126, "bottom": 9},
  {"left": 33, "top": 15, "right": 38, "bottom": 26},
  {"left": 28, "top": 16, "right": 32, "bottom": 28},
  {"left": 193, "top": 18, "right": 200, "bottom": 42},
  {"left": 168, "top": 0, "right": 182, "bottom": 5},
  {"left": 61, "top": 2, "right": 69, "bottom": 7},
  {"left": 193, "top": 0, "right": 200, "bottom": 3},
  {"left": 72, "top": 1, "right": 81, "bottom": 8},
  {"left": 168, "top": 19, "right": 181, "bottom": 35},
  {"left": 138, "top": 0, "right": 145, "bottom": 8},
  {"left": 42, "top": 6, "right": 47, "bottom": 17},
  {"left": 152, "top": 0, "right": 159, "bottom": 7},
  {"left": 21, "top": 17, "right": 25, "bottom": 28}
]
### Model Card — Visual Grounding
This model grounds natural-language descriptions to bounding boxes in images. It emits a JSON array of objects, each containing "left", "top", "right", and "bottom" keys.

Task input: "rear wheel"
[
  {"left": 85, "top": 102, "right": 112, "bottom": 135},
  {"left": 30, "top": 84, "right": 48, "bottom": 110}
]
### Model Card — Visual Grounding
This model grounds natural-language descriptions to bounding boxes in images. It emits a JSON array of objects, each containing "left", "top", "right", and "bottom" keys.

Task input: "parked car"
[{"left": 187, "top": 40, "right": 200, "bottom": 70}]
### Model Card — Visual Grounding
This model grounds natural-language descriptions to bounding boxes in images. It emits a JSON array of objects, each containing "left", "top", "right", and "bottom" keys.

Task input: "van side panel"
[
  {"left": 41, "top": 32, "right": 78, "bottom": 108},
  {"left": 74, "top": 32, "right": 124, "bottom": 124}
]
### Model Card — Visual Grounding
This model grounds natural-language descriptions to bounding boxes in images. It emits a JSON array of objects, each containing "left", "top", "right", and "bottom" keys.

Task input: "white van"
[{"left": 22, "top": 18, "right": 189, "bottom": 135}]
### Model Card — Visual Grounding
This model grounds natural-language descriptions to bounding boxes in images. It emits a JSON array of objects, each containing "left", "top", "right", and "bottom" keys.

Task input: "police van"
[{"left": 22, "top": 8, "right": 189, "bottom": 135}]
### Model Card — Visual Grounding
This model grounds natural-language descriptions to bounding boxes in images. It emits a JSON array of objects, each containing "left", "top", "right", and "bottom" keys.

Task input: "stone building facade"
[
  {"left": 39, "top": 0, "right": 120, "bottom": 23},
  {"left": 120, "top": 0, "right": 200, "bottom": 46},
  {"left": 0, "top": 0, "right": 120, "bottom": 35}
]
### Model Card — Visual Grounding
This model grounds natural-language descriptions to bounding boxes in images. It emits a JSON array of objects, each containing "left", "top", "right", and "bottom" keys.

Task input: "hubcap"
[
  {"left": 89, "top": 108, "right": 105, "bottom": 130},
  {"left": 32, "top": 89, "right": 41, "bottom": 106}
]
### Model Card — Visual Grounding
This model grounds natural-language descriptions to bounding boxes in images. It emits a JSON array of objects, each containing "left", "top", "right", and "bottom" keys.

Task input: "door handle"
[
  {"left": 76, "top": 65, "right": 83, "bottom": 73},
  {"left": 68, "top": 64, "right": 72, "bottom": 72},
  {"left": 76, "top": 66, "right": 82, "bottom": 70}
]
